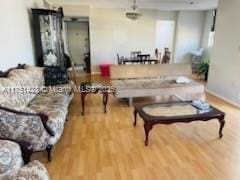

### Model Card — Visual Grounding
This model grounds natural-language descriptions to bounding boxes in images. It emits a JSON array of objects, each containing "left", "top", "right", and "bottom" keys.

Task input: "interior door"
[
  {"left": 67, "top": 21, "right": 89, "bottom": 66},
  {"left": 155, "top": 20, "right": 176, "bottom": 61}
]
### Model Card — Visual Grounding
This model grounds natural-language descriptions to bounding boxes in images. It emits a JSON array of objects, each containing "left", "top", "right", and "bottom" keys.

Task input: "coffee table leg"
[
  {"left": 81, "top": 92, "right": 86, "bottom": 116},
  {"left": 144, "top": 123, "right": 153, "bottom": 146},
  {"left": 103, "top": 92, "right": 108, "bottom": 113},
  {"left": 134, "top": 109, "right": 137, "bottom": 126},
  {"left": 218, "top": 117, "right": 225, "bottom": 138}
]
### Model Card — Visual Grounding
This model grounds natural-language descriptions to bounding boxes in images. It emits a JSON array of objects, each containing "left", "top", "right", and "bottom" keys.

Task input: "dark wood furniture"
[
  {"left": 122, "top": 59, "right": 158, "bottom": 64},
  {"left": 130, "top": 51, "right": 142, "bottom": 60},
  {"left": 117, "top": 54, "right": 123, "bottom": 65},
  {"left": 137, "top": 54, "right": 150, "bottom": 64},
  {"left": 80, "top": 82, "right": 109, "bottom": 116},
  {"left": 32, "top": 8, "right": 65, "bottom": 67},
  {"left": 84, "top": 53, "right": 91, "bottom": 73},
  {"left": 133, "top": 101, "right": 225, "bottom": 146},
  {"left": 161, "top": 48, "right": 171, "bottom": 64}
]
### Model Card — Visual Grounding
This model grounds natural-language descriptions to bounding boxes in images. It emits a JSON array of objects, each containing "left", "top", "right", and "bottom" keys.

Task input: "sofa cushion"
[
  {"left": 112, "top": 78, "right": 205, "bottom": 101},
  {"left": 29, "top": 92, "right": 69, "bottom": 116},
  {"left": 0, "top": 140, "right": 24, "bottom": 176},
  {"left": 24, "top": 65, "right": 45, "bottom": 88},
  {"left": 110, "top": 64, "right": 192, "bottom": 79},
  {"left": 0, "top": 66, "right": 44, "bottom": 109},
  {"left": 28, "top": 92, "right": 69, "bottom": 145},
  {"left": 111, "top": 78, "right": 187, "bottom": 90},
  {"left": 0, "top": 77, "right": 29, "bottom": 108}
]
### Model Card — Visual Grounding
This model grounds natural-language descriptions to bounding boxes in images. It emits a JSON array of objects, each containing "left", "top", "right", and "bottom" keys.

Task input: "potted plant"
[{"left": 197, "top": 59, "right": 210, "bottom": 81}]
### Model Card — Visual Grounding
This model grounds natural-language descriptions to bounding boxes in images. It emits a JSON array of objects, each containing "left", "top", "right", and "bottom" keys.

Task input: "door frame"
[{"left": 63, "top": 17, "right": 91, "bottom": 73}]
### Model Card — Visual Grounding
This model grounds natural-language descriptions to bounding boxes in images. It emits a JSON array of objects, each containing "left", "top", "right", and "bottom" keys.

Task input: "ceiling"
[{"left": 46, "top": 0, "right": 218, "bottom": 10}]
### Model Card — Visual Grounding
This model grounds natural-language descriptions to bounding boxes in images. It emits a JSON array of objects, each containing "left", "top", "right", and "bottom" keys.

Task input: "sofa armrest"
[
  {"left": 0, "top": 106, "right": 53, "bottom": 151},
  {"left": 0, "top": 106, "right": 54, "bottom": 136}
]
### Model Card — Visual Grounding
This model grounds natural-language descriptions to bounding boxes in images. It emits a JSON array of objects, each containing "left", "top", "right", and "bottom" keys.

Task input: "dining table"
[{"left": 121, "top": 58, "right": 158, "bottom": 65}]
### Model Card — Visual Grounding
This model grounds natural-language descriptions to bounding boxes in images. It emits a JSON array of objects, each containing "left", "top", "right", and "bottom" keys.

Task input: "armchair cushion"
[
  {"left": 0, "top": 140, "right": 49, "bottom": 180},
  {"left": 0, "top": 140, "right": 24, "bottom": 176}
]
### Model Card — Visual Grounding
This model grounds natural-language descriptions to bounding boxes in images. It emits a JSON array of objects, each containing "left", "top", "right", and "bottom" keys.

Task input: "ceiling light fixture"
[{"left": 126, "top": 0, "right": 142, "bottom": 20}]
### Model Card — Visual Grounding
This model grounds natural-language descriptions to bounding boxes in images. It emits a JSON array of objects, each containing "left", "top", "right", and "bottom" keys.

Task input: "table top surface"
[
  {"left": 122, "top": 59, "right": 158, "bottom": 62},
  {"left": 80, "top": 82, "right": 103, "bottom": 87},
  {"left": 80, "top": 82, "right": 104, "bottom": 91},
  {"left": 80, "top": 82, "right": 113, "bottom": 93},
  {"left": 135, "top": 101, "right": 225, "bottom": 121}
]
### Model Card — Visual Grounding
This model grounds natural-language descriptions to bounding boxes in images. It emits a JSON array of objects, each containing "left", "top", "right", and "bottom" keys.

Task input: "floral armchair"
[
  {"left": 0, "top": 139, "right": 50, "bottom": 180},
  {"left": 0, "top": 65, "right": 74, "bottom": 161}
]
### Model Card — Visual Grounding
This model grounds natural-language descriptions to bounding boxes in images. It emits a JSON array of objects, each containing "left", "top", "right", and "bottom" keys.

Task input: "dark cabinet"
[{"left": 32, "top": 8, "right": 65, "bottom": 67}]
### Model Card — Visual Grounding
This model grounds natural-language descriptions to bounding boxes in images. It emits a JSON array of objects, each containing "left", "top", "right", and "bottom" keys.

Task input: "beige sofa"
[
  {"left": 0, "top": 65, "right": 74, "bottom": 161},
  {"left": 110, "top": 63, "right": 205, "bottom": 106},
  {"left": 0, "top": 139, "right": 50, "bottom": 179}
]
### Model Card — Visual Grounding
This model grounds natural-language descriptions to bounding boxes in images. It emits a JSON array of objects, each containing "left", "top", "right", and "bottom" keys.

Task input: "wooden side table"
[{"left": 80, "top": 82, "right": 109, "bottom": 116}]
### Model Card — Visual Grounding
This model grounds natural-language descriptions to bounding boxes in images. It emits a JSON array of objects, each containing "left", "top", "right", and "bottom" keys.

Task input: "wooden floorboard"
[{"left": 33, "top": 75, "right": 240, "bottom": 180}]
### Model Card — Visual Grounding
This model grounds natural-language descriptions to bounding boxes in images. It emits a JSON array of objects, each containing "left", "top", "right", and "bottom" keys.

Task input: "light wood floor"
[{"left": 33, "top": 75, "right": 240, "bottom": 180}]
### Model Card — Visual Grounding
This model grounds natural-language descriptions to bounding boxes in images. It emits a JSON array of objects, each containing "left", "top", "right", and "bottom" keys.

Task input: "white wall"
[
  {"left": 52, "top": 4, "right": 208, "bottom": 72},
  {"left": 174, "top": 11, "right": 205, "bottom": 63},
  {"left": 89, "top": 8, "right": 177, "bottom": 72},
  {"left": 57, "top": 5, "right": 90, "bottom": 17},
  {"left": 0, "top": 0, "right": 44, "bottom": 71},
  {"left": 207, "top": 0, "right": 240, "bottom": 107},
  {"left": 90, "top": 9, "right": 153, "bottom": 71}
]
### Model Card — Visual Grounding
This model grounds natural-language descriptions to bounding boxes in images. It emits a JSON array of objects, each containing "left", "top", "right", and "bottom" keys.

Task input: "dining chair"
[
  {"left": 155, "top": 48, "right": 161, "bottom": 63},
  {"left": 162, "top": 51, "right": 171, "bottom": 64},
  {"left": 130, "top": 51, "right": 142, "bottom": 60},
  {"left": 117, "top": 54, "right": 125, "bottom": 65}
]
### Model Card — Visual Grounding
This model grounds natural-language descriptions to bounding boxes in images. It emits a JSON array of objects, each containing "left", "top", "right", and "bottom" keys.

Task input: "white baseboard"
[{"left": 206, "top": 89, "right": 240, "bottom": 108}]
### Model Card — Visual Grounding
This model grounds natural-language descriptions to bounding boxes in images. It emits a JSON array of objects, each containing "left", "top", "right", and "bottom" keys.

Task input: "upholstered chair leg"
[{"left": 46, "top": 145, "right": 53, "bottom": 162}]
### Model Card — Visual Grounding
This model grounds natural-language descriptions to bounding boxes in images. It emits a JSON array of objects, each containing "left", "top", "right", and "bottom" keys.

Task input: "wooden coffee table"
[
  {"left": 134, "top": 101, "right": 225, "bottom": 146},
  {"left": 80, "top": 82, "right": 109, "bottom": 116}
]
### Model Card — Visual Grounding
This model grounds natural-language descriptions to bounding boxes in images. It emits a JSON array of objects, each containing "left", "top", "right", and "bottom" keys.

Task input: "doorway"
[
  {"left": 64, "top": 19, "right": 90, "bottom": 75},
  {"left": 155, "top": 20, "right": 176, "bottom": 62}
]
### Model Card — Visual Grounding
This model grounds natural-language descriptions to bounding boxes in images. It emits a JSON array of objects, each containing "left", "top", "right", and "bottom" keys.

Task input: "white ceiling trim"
[{"left": 47, "top": 0, "right": 218, "bottom": 10}]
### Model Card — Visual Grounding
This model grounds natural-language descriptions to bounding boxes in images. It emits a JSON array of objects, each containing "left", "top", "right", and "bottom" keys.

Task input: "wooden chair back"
[
  {"left": 117, "top": 54, "right": 122, "bottom": 65},
  {"left": 130, "top": 51, "right": 141, "bottom": 60},
  {"left": 137, "top": 54, "right": 151, "bottom": 64}
]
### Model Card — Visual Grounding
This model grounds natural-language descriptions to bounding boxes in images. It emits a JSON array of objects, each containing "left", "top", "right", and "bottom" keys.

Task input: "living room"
[{"left": 0, "top": 0, "right": 240, "bottom": 179}]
